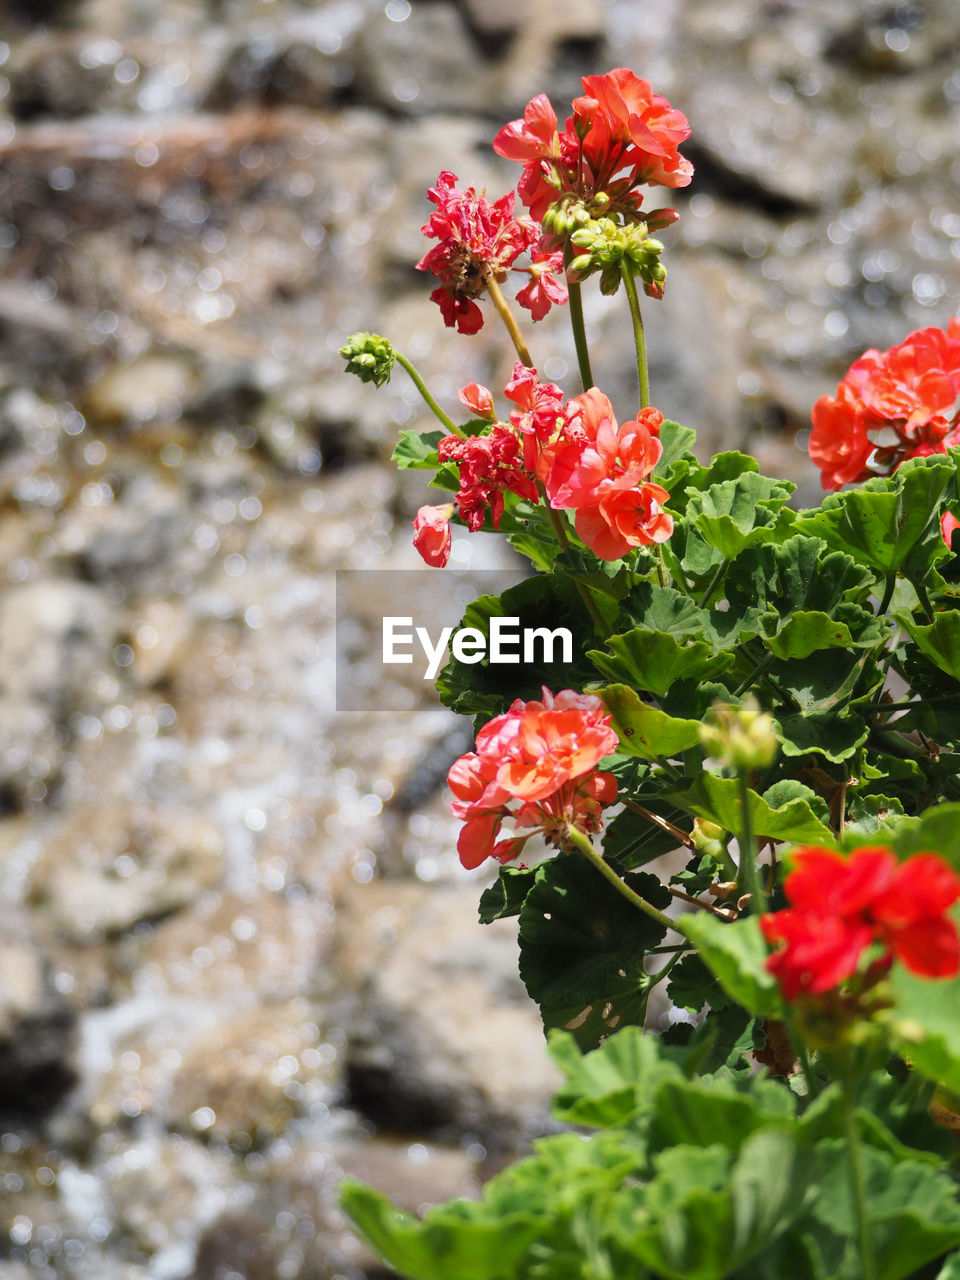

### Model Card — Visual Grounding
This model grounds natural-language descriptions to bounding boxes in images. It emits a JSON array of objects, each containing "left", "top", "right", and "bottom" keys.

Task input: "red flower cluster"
[
  {"left": 417, "top": 171, "right": 539, "bottom": 334},
  {"left": 761, "top": 845, "right": 960, "bottom": 1001},
  {"left": 494, "top": 69, "right": 693, "bottom": 224},
  {"left": 448, "top": 688, "right": 619, "bottom": 869},
  {"left": 540, "top": 388, "right": 673, "bottom": 559},
  {"left": 810, "top": 319, "right": 960, "bottom": 489},
  {"left": 438, "top": 423, "right": 538, "bottom": 532}
]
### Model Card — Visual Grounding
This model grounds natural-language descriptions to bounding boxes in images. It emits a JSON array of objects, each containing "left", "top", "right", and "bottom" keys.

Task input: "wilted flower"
[{"left": 416, "top": 171, "right": 538, "bottom": 334}]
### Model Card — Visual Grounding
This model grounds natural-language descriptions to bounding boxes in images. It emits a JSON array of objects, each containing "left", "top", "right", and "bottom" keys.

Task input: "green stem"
[
  {"left": 564, "top": 823, "right": 680, "bottom": 935},
  {"left": 733, "top": 651, "right": 773, "bottom": 700},
  {"left": 394, "top": 352, "right": 462, "bottom": 436},
  {"left": 912, "top": 575, "right": 935, "bottom": 623},
  {"left": 843, "top": 1063, "right": 876, "bottom": 1280},
  {"left": 620, "top": 263, "right": 650, "bottom": 409},
  {"left": 563, "top": 242, "right": 595, "bottom": 391},
  {"left": 699, "top": 559, "right": 728, "bottom": 607},
  {"left": 737, "top": 771, "right": 766, "bottom": 914},
  {"left": 877, "top": 574, "right": 896, "bottom": 615},
  {"left": 537, "top": 481, "right": 608, "bottom": 636},
  {"left": 486, "top": 275, "right": 534, "bottom": 367}
]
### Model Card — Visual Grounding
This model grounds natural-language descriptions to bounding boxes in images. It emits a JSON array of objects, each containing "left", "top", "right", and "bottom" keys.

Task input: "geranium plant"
[{"left": 340, "top": 68, "right": 960, "bottom": 1280}]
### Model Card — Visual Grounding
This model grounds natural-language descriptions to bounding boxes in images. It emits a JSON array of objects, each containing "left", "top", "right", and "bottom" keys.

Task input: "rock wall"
[{"left": 0, "top": 0, "right": 958, "bottom": 1276}]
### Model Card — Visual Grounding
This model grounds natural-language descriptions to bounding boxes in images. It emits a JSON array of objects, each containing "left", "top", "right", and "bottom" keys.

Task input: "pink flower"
[
  {"left": 448, "top": 688, "right": 619, "bottom": 869},
  {"left": 515, "top": 248, "right": 569, "bottom": 320},
  {"left": 411, "top": 504, "right": 453, "bottom": 567},
  {"left": 417, "top": 171, "right": 538, "bottom": 333},
  {"left": 540, "top": 389, "right": 673, "bottom": 559},
  {"left": 503, "top": 361, "right": 569, "bottom": 471},
  {"left": 943, "top": 511, "right": 960, "bottom": 548},
  {"left": 458, "top": 383, "right": 496, "bottom": 420},
  {"left": 810, "top": 319, "right": 960, "bottom": 489}
]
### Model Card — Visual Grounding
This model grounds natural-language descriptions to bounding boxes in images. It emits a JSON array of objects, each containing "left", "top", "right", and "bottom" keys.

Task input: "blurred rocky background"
[{"left": 0, "top": 0, "right": 958, "bottom": 1275}]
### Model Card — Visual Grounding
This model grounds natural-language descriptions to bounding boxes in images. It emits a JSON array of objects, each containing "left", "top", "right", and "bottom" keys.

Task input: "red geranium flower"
[
  {"left": 810, "top": 319, "right": 960, "bottom": 489},
  {"left": 411, "top": 504, "right": 452, "bottom": 568},
  {"left": 761, "top": 845, "right": 960, "bottom": 1000},
  {"left": 494, "top": 70, "right": 692, "bottom": 226},
  {"left": 447, "top": 688, "right": 619, "bottom": 869},
  {"left": 417, "top": 171, "right": 539, "bottom": 334},
  {"left": 438, "top": 424, "right": 538, "bottom": 532},
  {"left": 539, "top": 388, "right": 673, "bottom": 559}
]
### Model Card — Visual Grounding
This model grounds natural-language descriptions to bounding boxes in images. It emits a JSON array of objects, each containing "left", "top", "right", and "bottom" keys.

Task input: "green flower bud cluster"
[
  {"left": 566, "top": 217, "right": 666, "bottom": 297},
  {"left": 340, "top": 332, "right": 396, "bottom": 388},
  {"left": 699, "top": 696, "right": 779, "bottom": 772},
  {"left": 540, "top": 197, "right": 598, "bottom": 240}
]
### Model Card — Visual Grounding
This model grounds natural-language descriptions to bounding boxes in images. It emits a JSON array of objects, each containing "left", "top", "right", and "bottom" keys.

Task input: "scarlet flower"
[
  {"left": 540, "top": 388, "right": 673, "bottom": 559},
  {"left": 438, "top": 424, "right": 538, "bottom": 532},
  {"left": 576, "top": 69, "right": 694, "bottom": 190},
  {"left": 417, "top": 171, "right": 539, "bottom": 334},
  {"left": 494, "top": 70, "right": 692, "bottom": 225},
  {"left": 810, "top": 319, "right": 960, "bottom": 489},
  {"left": 447, "top": 688, "right": 619, "bottom": 869},
  {"left": 761, "top": 845, "right": 960, "bottom": 1001},
  {"left": 458, "top": 383, "right": 496, "bottom": 421},
  {"left": 411, "top": 504, "right": 453, "bottom": 568}
]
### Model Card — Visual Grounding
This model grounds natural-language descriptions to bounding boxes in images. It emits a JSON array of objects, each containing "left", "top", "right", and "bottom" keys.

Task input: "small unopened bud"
[
  {"left": 699, "top": 696, "right": 779, "bottom": 771},
  {"left": 340, "top": 332, "right": 395, "bottom": 388},
  {"left": 692, "top": 817, "right": 726, "bottom": 858},
  {"left": 567, "top": 253, "right": 595, "bottom": 281}
]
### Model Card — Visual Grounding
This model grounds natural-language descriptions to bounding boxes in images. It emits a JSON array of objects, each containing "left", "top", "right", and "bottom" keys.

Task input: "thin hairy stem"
[
  {"left": 486, "top": 275, "right": 533, "bottom": 367},
  {"left": 563, "top": 243, "right": 595, "bottom": 391},
  {"left": 620, "top": 263, "right": 650, "bottom": 409},
  {"left": 564, "top": 823, "right": 680, "bottom": 934},
  {"left": 395, "top": 352, "right": 462, "bottom": 436}
]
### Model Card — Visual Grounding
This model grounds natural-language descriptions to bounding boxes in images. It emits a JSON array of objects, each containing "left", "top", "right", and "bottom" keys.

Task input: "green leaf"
[
  {"left": 648, "top": 1074, "right": 795, "bottom": 1154},
  {"left": 792, "top": 455, "right": 954, "bottom": 577},
  {"left": 667, "top": 952, "right": 735, "bottom": 1014},
  {"left": 690, "top": 472, "right": 795, "bottom": 560},
  {"left": 392, "top": 428, "right": 443, "bottom": 469},
  {"left": 758, "top": 605, "right": 885, "bottom": 661},
  {"left": 518, "top": 856, "right": 670, "bottom": 1049},
  {"left": 897, "top": 609, "right": 960, "bottom": 684},
  {"left": 596, "top": 684, "right": 703, "bottom": 761},
  {"left": 937, "top": 1253, "right": 960, "bottom": 1280},
  {"left": 654, "top": 418, "right": 699, "bottom": 477},
  {"left": 617, "top": 581, "right": 709, "bottom": 637},
  {"left": 602, "top": 803, "right": 687, "bottom": 872},
  {"left": 844, "top": 793, "right": 908, "bottom": 839},
  {"left": 891, "top": 802, "right": 960, "bottom": 871},
  {"left": 478, "top": 866, "right": 537, "bottom": 924},
  {"left": 726, "top": 535, "right": 874, "bottom": 616},
  {"left": 679, "top": 914, "right": 783, "bottom": 1018},
  {"left": 667, "top": 772, "right": 834, "bottom": 843},
  {"left": 588, "top": 629, "right": 733, "bottom": 698},
  {"left": 340, "top": 1181, "right": 543, "bottom": 1280},
  {"left": 548, "top": 1025, "right": 681, "bottom": 1127},
  {"left": 886, "top": 965, "right": 960, "bottom": 1096},
  {"left": 622, "top": 1130, "right": 813, "bottom": 1280},
  {"left": 810, "top": 1141, "right": 960, "bottom": 1280}
]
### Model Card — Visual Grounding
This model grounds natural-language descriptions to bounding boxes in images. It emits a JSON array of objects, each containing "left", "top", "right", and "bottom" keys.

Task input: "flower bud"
[
  {"left": 692, "top": 817, "right": 726, "bottom": 858},
  {"left": 567, "top": 253, "right": 596, "bottom": 281},
  {"left": 340, "top": 332, "right": 396, "bottom": 388},
  {"left": 699, "top": 696, "right": 779, "bottom": 771}
]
